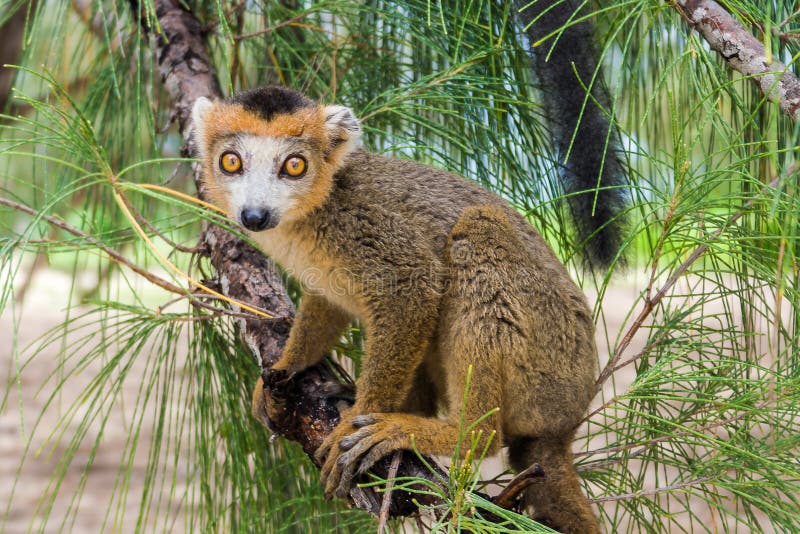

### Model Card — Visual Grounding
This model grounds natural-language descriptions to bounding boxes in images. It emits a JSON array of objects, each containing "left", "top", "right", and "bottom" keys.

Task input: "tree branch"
[
  {"left": 595, "top": 172, "right": 783, "bottom": 393},
  {"left": 137, "top": 0, "right": 453, "bottom": 518},
  {"left": 0, "top": 195, "right": 185, "bottom": 295},
  {"left": 589, "top": 475, "right": 715, "bottom": 503},
  {"left": 671, "top": 0, "right": 800, "bottom": 121}
]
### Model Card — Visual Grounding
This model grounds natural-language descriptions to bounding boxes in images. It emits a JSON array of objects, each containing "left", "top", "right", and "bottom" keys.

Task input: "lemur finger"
[
  {"left": 336, "top": 437, "right": 375, "bottom": 470},
  {"left": 325, "top": 454, "right": 348, "bottom": 498},
  {"left": 315, "top": 446, "right": 329, "bottom": 465},
  {"left": 320, "top": 452, "right": 338, "bottom": 493},
  {"left": 334, "top": 459, "right": 357, "bottom": 499},
  {"left": 316, "top": 433, "right": 337, "bottom": 464},
  {"left": 351, "top": 414, "right": 378, "bottom": 428},
  {"left": 336, "top": 438, "right": 384, "bottom": 498},
  {"left": 333, "top": 436, "right": 380, "bottom": 498},
  {"left": 265, "top": 368, "right": 295, "bottom": 389},
  {"left": 356, "top": 441, "right": 396, "bottom": 477},
  {"left": 338, "top": 426, "right": 376, "bottom": 450}
]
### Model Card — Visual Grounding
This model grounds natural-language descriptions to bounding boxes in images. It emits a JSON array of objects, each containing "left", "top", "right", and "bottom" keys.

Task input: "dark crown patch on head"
[{"left": 229, "top": 87, "right": 315, "bottom": 121}]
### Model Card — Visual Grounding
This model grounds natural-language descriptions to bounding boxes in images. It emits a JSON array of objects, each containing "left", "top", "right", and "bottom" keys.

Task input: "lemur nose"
[{"left": 241, "top": 207, "right": 271, "bottom": 231}]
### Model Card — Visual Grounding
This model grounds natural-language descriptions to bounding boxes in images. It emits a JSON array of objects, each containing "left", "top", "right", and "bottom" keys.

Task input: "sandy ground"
[{"left": 0, "top": 266, "right": 777, "bottom": 532}]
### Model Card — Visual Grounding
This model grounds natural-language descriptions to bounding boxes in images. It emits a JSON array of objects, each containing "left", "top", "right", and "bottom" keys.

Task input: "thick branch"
[
  {"left": 139, "top": 0, "right": 450, "bottom": 518},
  {"left": 672, "top": 0, "right": 800, "bottom": 121}
]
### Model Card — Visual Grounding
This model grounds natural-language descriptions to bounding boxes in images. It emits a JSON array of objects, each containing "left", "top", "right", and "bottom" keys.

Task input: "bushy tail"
[
  {"left": 508, "top": 436, "right": 600, "bottom": 534},
  {"left": 515, "top": 0, "right": 627, "bottom": 270}
]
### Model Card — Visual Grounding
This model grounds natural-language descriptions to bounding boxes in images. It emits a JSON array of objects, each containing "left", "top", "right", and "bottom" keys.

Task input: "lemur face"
[{"left": 191, "top": 87, "right": 360, "bottom": 231}]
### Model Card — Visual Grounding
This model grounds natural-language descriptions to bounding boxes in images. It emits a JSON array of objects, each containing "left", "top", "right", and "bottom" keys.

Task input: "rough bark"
[
  {"left": 672, "top": 0, "right": 800, "bottom": 121},
  {"left": 137, "top": 0, "right": 451, "bottom": 518}
]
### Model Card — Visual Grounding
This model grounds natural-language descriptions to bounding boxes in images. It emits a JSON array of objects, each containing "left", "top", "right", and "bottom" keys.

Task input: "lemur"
[{"left": 191, "top": 3, "right": 625, "bottom": 532}]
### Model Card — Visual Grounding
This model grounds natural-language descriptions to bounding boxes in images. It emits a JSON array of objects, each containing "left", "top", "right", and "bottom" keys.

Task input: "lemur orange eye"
[
  {"left": 219, "top": 151, "right": 242, "bottom": 174},
  {"left": 282, "top": 155, "right": 307, "bottom": 178}
]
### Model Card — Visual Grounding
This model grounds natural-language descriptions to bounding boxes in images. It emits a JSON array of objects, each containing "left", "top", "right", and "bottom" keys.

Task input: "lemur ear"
[
  {"left": 322, "top": 105, "right": 361, "bottom": 160},
  {"left": 191, "top": 97, "right": 214, "bottom": 152}
]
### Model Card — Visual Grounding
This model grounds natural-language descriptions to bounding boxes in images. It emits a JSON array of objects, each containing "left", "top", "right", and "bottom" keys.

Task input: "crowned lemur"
[{"left": 192, "top": 2, "right": 625, "bottom": 532}]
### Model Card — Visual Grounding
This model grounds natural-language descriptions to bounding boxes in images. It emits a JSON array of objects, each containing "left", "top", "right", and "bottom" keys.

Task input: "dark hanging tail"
[{"left": 515, "top": 0, "right": 627, "bottom": 270}]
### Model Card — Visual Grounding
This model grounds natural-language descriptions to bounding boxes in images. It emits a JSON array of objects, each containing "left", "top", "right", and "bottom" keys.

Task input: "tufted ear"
[
  {"left": 191, "top": 97, "right": 214, "bottom": 154},
  {"left": 322, "top": 105, "right": 361, "bottom": 162}
]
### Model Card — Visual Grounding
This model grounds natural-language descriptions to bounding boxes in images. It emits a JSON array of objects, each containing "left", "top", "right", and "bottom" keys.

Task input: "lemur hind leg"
[
  {"left": 320, "top": 205, "right": 528, "bottom": 497},
  {"left": 508, "top": 436, "right": 600, "bottom": 534}
]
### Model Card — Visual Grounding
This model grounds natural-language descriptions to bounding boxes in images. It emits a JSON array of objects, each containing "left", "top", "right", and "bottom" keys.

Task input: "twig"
[
  {"left": 188, "top": 295, "right": 284, "bottom": 322},
  {"left": 377, "top": 451, "right": 403, "bottom": 533},
  {"left": 159, "top": 291, "right": 274, "bottom": 319},
  {"left": 671, "top": 0, "right": 800, "bottom": 121},
  {"left": 0, "top": 195, "right": 185, "bottom": 295},
  {"left": 645, "top": 162, "right": 685, "bottom": 303},
  {"left": 477, "top": 471, "right": 516, "bottom": 488},
  {"left": 576, "top": 404, "right": 761, "bottom": 467},
  {"left": 589, "top": 475, "right": 715, "bottom": 503},
  {"left": 776, "top": 30, "right": 800, "bottom": 44},
  {"left": 593, "top": 330, "right": 670, "bottom": 391},
  {"left": 199, "top": 0, "right": 247, "bottom": 33},
  {"left": 491, "top": 463, "right": 545, "bottom": 509},
  {"left": 2, "top": 194, "right": 277, "bottom": 318},
  {"left": 118, "top": 190, "right": 199, "bottom": 253},
  {"left": 596, "top": 174, "right": 783, "bottom": 391},
  {"left": 577, "top": 384, "right": 796, "bottom": 475}
]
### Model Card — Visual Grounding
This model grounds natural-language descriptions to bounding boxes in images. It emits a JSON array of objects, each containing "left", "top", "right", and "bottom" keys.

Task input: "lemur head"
[{"left": 192, "top": 87, "right": 361, "bottom": 231}]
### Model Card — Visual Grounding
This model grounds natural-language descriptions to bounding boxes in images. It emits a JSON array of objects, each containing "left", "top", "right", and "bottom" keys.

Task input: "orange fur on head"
[{"left": 200, "top": 104, "right": 327, "bottom": 147}]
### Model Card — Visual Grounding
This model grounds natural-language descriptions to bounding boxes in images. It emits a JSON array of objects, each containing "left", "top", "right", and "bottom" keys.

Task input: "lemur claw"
[
  {"left": 315, "top": 438, "right": 333, "bottom": 465},
  {"left": 318, "top": 413, "right": 409, "bottom": 499}
]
